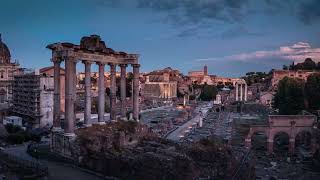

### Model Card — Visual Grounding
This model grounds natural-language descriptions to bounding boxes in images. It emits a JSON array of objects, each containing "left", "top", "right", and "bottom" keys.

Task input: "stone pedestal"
[
  {"left": 245, "top": 138, "right": 251, "bottom": 149},
  {"left": 50, "top": 130, "right": 76, "bottom": 159},
  {"left": 267, "top": 141, "right": 273, "bottom": 155},
  {"left": 289, "top": 139, "right": 295, "bottom": 155},
  {"left": 50, "top": 128, "right": 64, "bottom": 153}
]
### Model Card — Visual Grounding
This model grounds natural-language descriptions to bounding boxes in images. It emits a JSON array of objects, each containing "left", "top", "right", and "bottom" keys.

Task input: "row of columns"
[
  {"left": 235, "top": 83, "right": 247, "bottom": 101},
  {"left": 53, "top": 58, "right": 140, "bottom": 135}
]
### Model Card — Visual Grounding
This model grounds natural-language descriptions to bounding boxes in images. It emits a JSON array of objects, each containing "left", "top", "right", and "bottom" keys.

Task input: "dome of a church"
[{"left": 0, "top": 34, "right": 11, "bottom": 64}]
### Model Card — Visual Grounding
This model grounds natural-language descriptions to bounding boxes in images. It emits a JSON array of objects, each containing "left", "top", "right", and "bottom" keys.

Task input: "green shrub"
[
  {"left": 5, "top": 124, "right": 22, "bottom": 133},
  {"left": 7, "top": 133, "right": 26, "bottom": 144}
]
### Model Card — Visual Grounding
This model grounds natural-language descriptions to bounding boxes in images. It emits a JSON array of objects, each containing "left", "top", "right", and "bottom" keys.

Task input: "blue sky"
[{"left": 1, "top": 0, "right": 320, "bottom": 77}]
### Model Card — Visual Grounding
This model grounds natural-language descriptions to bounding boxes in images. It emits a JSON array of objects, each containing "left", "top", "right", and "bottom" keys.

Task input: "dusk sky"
[{"left": 1, "top": 0, "right": 320, "bottom": 77}]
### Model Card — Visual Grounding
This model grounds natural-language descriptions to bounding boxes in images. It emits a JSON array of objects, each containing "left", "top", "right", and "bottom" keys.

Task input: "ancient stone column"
[
  {"left": 240, "top": 84, "right": 243, "bottom": 101},
  {"left": 235, "top": 84, "right": 239, "bottom": 101},
  {"left": 64, "top": 57, "right": 75, "bottom": 135},
  {"left": 132, "top": 64, "right": 140, "bottom": 121},
  {"left": 289, "top": 138, "right": 295, "bottom": 155},
  {"left": 83, "top": 61, "right": 92, "bottom": 126},
  {"left": 97, "top": 63, "right": 105, "bottom": 123},
  {"left": 73, "top": 61, "right": 77, "bottom": 105},
  {"left": 109, "top": 63, "right": 117, "bottom": 121},
  {"left": 244, "top": 84, "right": 248, "bottom": 102},
  {"left": 267, "top": 140, "right": 273, "bottom": 154},
  {"left": 120, "top": 64, "right": 127, "bottom": 119},
  {"left": 53, "top": 58, "right": 62, "bottom": 129}
]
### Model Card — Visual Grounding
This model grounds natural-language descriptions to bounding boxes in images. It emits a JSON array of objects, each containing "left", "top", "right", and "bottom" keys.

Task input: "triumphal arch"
[
  {"left": 245, "top": 115, "right": 317, "bottom": 154},
  {"left": 47, "top": 35, "right": 140, "bottom": 137}
]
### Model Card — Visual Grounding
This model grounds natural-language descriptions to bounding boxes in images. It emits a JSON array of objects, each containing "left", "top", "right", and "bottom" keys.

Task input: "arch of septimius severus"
[{"left": 47, "top": 35, "right": 140, "bottom": 137}]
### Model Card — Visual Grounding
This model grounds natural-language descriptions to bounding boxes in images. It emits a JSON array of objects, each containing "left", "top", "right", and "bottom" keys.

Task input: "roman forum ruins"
[{"left": 47, "top": 35, "right": 140, "bottom": 136}]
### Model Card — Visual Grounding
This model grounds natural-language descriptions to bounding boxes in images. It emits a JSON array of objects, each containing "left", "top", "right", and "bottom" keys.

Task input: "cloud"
[
  {"left": 298, "top": 0, "right": 320, "bottom": 25},
  {"left": 220, "top": 26, "right": 264, "bottom": 39},
  {"left": 136, "top": 0, "right": 250, "bottom": 26},
  {"left": 98, "top": 0, "right": 320, "bottom": 38},
  {"left": 100, "top": 0, "right": 320, "bottom": 25},
  {"left": 264, "top": 0, "right": 320, "bottom": 25},
  {"left": 196, "top": 42, "right": 320, "bottom": 63}
]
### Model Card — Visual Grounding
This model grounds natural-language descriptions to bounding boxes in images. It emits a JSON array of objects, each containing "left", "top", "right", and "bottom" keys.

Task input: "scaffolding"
[{"left": 11, "top": 74, "right": 42, "bottom": 126}]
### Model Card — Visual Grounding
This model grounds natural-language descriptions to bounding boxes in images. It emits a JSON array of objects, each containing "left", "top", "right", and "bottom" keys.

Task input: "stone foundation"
[{"left": 51, "top": 130, "right": 76, "bottom": 159}]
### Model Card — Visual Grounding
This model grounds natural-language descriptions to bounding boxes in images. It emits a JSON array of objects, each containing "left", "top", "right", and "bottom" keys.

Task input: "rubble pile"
[{"left": 72, "top": 122, "right": 251, "bottom": 180}]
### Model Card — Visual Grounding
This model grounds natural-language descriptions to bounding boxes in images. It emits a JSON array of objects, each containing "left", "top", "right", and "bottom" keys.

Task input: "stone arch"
[
  {"left": 244, "top": 126, "right": 269, "bottom": 150},
  {"left": 250, "top": 131, "right": 268, "bottom": 151},
  {"left": 295, "top": 130, "right": 312, "bottom": 152},
  {"left": 272, "top": 131, "right": 290, "bottom": 154}
]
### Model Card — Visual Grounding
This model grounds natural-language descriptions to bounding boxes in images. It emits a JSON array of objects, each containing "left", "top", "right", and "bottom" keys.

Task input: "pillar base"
[
  {"left": 96, "top": 122, "right": 106, "bottom": 125},
  {"left": 120, "top": 117, "right": 128, "bottom": 121},
  {"left": 83, "top": 123, "right": 92, "bottom": 127},
  {"left": 267, "top": 141, "right": 273, "bottom": 155},
  {"left": 52, "top": 127, "right": 63, "bottom": 132},
  {"left": 64, "top": 132, "right": 76, "bottom": 137}
]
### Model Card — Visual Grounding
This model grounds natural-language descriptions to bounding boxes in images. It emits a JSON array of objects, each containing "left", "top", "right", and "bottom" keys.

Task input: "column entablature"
[
  {"left": 50, "top": 49, "right": 138, "bottom": 65},
  {"left": 132, "top": 64, "right": 141, "bottom": 68},
  {"left": 51, "top": 57, "right": 63, "bottom": 63},
  {"left": 119, "top": 64, "right": 128, "bottom": 68},
  {"left": 108, "top": 63, "right": 117, "bottom": 68},
  {"left": 82, "top": 60, "right": 92, "bottom": 65}
]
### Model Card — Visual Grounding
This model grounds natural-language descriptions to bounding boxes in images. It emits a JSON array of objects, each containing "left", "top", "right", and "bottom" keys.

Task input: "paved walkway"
[
  {"left": 211, "top": 112, "right": 233, "bottom": 140},
  {"left": 3, "top": 144, "right": 102, "bottom": 180},
  {"left": 166, "top": 103, "right": 212, "bottom": 141}
]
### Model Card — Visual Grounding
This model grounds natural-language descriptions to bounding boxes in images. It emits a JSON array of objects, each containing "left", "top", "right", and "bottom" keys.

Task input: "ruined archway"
[
  {"left": 273, "top": 132, "right": 290, "bottom": 154},
  {"left": 251, "top": 131, "right": 267, "bottom": 151},
  {"left": 295, "top": 130, "right": 312, "bottom": 153},
  {"left": 245, "top": 115, "right": 317, "bottom": 155}
]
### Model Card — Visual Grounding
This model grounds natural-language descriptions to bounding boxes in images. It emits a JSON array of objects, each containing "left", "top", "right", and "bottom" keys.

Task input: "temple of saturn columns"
[
  {"left": 234, "top": 79, "right": 247, "bottom": 102},
  {"left": 47, "top": 35, "right": 140, "bottom": 136}
]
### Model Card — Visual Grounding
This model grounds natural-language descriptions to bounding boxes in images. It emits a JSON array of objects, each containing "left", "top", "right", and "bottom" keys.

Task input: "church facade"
[{"left": 0, "top": 34, "right": 23, "bottom": 103}]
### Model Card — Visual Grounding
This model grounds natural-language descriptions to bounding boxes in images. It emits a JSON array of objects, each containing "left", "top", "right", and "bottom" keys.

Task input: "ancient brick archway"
[{"left": 245, "top": 115, "right": 317, "bottom": 154}]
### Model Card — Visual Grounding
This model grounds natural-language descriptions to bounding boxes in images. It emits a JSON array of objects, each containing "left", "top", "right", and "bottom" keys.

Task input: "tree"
[
  {"left": 305, "top": 73, "right": 320, "bottom": 111},
  {"left": 199, "top": 84, "right": 218, "bottom": 101},
  {"left": 288, "top": 58, "right": 317, "bottom": 70},
  {"left": 243, "top": 71, "right": 268, "bottom": 86},
  {"left": 273, "top": 77, "right": 305, "bottom": 115},
  {"left": 303, "top": 58, "right": 316, "bottom": 70}
]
